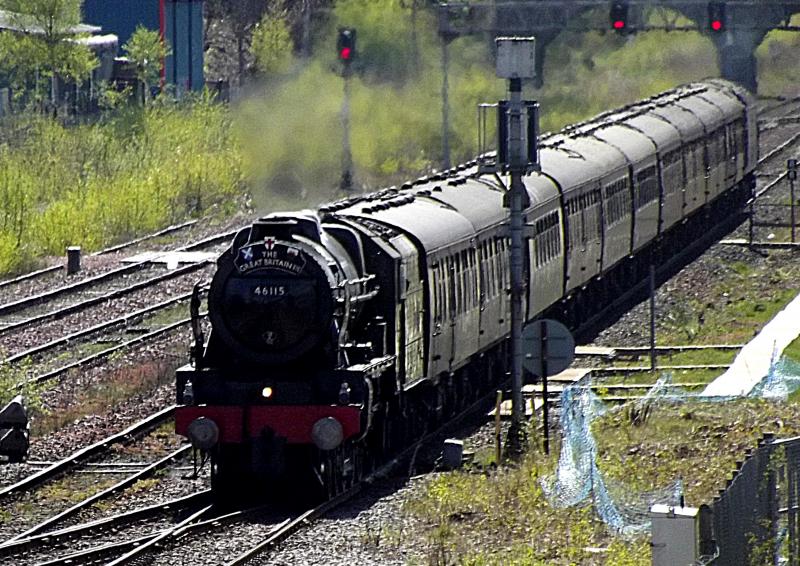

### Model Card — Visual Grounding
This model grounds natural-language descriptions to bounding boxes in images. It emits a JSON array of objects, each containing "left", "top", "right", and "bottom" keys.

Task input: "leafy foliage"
[
  {"left": 122, "top": 26, "right": 170, "bottom": 105},
  {"left": 0, "top": 0, "right": 97, "bottom": 107},
  {"left": 0, "top": 96, "right": 243, "bottom": 275},
  {"left": 404, "top": 456, "right": 646, "bottom": 564},
  {"left": 251, "top": 3, "right": 294, "bottom": 76}
]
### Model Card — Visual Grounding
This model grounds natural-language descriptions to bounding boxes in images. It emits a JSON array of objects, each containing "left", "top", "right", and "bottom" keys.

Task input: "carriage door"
[{"left": 389, "top": 235, "right": 426, "bottom": 386}]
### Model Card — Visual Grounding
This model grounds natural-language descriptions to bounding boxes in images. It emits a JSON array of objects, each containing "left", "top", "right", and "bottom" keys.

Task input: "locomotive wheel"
[{"left": 319, "top": 442, "right": 363, "bottom": 499}]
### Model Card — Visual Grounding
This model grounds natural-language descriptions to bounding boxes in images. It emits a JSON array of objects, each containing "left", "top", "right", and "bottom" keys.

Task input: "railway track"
[
  {"left": 0, "top": 407, "right": 195, "bottom": 544},
  {"left": 0, "top": 492, "right": 212, "bottom": 565},
  {"left": 0, "top": 229, "right": 239, "bottom": 391},
  {"left": 0, "top": 219, "right": 200, "bottom": 302},
  {"left": 0, "top": 228, "right": 233, "bottom": 334}
]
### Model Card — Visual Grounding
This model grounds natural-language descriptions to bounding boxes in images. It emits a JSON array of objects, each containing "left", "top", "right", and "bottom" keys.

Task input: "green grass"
[
  {"left": 403, "top": 449, "right": 650, "bottom": 565},
  {"left": 403, "top": 397, "right": 800, "bottom": 564},
  {"left": 0, "top": 474, "right": 118, "bottom": 527}
]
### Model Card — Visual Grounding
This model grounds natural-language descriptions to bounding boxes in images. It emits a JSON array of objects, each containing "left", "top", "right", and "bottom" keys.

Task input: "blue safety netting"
[{"left": 541, "top": 351, "right": 800, "bottom": 536}]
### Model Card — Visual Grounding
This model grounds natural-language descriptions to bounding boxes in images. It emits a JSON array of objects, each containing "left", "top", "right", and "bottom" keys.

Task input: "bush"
[{"left": 0, "top": 95, "right": 243, "bottom": 276}]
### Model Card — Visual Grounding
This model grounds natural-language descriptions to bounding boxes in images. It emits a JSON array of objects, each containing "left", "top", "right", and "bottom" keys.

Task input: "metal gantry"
[{"left": 438, "top": 1, "right": 800, "bottom": 91}]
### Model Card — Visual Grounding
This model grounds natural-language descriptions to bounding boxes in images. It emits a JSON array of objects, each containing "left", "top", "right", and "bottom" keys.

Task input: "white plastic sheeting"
[{"left": 702, "top": 292, "right": 800, "bottom": 397}]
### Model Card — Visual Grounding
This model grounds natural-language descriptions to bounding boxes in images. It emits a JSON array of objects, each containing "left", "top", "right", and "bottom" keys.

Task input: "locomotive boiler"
[{"left": 175, "top": 79, "right": 758, "bottom": 498}]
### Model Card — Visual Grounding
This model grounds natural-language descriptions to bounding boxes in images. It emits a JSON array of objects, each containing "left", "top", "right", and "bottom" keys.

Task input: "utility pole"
[{"left": 493, "top": 37, "right": 538, "bottom": 451}]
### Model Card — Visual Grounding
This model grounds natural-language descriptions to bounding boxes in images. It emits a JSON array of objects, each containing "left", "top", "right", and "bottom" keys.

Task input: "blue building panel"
[
  {"left": 164, "top": 0, "right": 204, "bottom": 92},
  {"left": 82, "top": 0, "right": 160, "bottom": 46},
  {"left": 84, "top": 0, "right": 204, "bottom": 92}
]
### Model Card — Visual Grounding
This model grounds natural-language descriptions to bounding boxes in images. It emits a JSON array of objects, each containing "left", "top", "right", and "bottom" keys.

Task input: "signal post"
[
  {"left": 337, "top": 28, "right": 357, "bottom": 193},
  {"left": 489, "top": 38, "right": 538, "bottom": 451}
]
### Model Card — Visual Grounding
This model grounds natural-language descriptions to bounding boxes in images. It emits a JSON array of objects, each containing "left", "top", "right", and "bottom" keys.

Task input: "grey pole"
[
  {"left": 492, "top": 37, "right": 536, "bottom": 452},
  {"left": 508, "top": 75, "right": 526, "bottom": 438},
  {"left": 301, "top": 0, "right": 312, "bottom": 58},
  {"left": 441, "top": 36, "right": 452, "bottom": 171},
  {"left": 649, "top": 263, "right": 657, "bottom": 372},
  {"left": 789, "top": 162, "right": 797, "bottom": 244},
  {"left": 788, "top": 159, "right": 798, "bottom": 243},
  {"left": 541, "top": 319, "right": 550, "bottom": 455}
]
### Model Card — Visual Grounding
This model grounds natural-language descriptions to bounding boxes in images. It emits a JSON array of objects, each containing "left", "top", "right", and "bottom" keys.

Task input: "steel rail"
[
  {"left": 757, "top": 168, "right": 796, "bottom": 199},
  {"left": 105, "top": 506, "right": 285, "bottom": 566},
  {"left": 0, "top": 225, "right": 231, "bottom": 322},
  {"left": 227, "top": 489, "right": 360, "bottom": 565},
  {"left": 590, "top": 363, "right": 730, "bottom": 374},
  {"left": 0, "top": 265, "right": 62, "bottom": 292},
  {"left": 0, "top": 491, "right": 210, "bottom": 558},
  {"left": 37, "top": 532, "right": 161, "bottom": 566},
  {"left": 611, "top": 344, "right": 743, "bottom": 354},
  {"left": 544, "top": 381, "right": 709, "bottom": 390},
  {"left": 720, "top": 239, "right": 800, "bottom": 249},
  {"left": 0, "top": 220, "right": 199, "bottom": 292},
  {"left": 756, "top": 130, "right": 800, "bottom": 169},
  {"left": 0, "top": 405, "right": 175, "bottom": 501},
  {"left": 0, "top": 261, "right": 150, "bottom": 317},
  {"left": 178, "top": 228, "right": 237, "bottom": 252},
  {"left": 42, "top": 503, "right": 289, "bottom": 566},
  {"left": 94, "top": 219, "right": 199, "bottom": 256},
  {"left": 5, "top": 445, "right": 191, "bottom": 543},
  {"left": 0, "top": 260, "right": 209, "bottom": 337},
  {"left": 26, "top": 317, "right": 195, "bottom": 385},
  {"left": 3, "top": 291, "right": 193, "bottom": 364}
]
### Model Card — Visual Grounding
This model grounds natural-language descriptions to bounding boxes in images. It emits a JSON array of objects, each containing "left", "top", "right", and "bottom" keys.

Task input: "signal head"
[
  {"left": 609, "top": 2, "right": 629, "bottom": 33},
  {"left": 708, "top": 2, "right": 725, "bottom": 32},
  {"left": 337, "top": 27, "right": 357, "bottom": 63}
]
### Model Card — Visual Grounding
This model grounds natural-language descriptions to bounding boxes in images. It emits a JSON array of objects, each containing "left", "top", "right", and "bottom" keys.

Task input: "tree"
[
  {"left": 123, "top": 26, "right": 169, "bottom": 106},
  {"left": 226, "top": 0, "right": 266, "bottom": 86},
  {"left": 0, "top": 0, "right": 97, "bottom": 112},
  {"left": 251, "top": 5, "right": 293, "bottom": 75}
]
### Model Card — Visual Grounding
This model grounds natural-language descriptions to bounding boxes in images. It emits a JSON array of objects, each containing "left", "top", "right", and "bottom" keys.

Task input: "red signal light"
[
  {"left": 337, "top": 28, "right": 356, "bottom": 65},
  {"left": 708, "top": 2, "right": 725, "bottom": 32},
  {"left": 610, "top": 2, "right": 629, "bottom": 33}
]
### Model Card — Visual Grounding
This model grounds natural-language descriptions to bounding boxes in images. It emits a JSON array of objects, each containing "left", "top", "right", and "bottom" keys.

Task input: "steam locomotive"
[{"left": 175, "top": 79, "right": 757, "bottom": 497}]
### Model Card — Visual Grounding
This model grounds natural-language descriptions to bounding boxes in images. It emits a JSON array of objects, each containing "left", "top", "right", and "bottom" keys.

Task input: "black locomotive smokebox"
[{"left": 207, "top": 238, "right": 335, "bottom": 367}]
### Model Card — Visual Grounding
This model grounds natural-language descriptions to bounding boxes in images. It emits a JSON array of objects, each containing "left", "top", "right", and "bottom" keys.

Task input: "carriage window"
[
  {"left": 533, "top": 212, "right": 561, "bottom": 267},
  {"left": 635, "top": 166, "right": 659, "bottom": 208}
]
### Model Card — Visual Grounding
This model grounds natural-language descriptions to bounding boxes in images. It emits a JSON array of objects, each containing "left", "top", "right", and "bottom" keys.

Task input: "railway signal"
[
  {"left": 610, "top": 1, "right": 629, "bottom": 33},
  {"left": 492, "top": 37, "right": 539, "bottom": 454},
  {"left": 337, "top": 27, "right": 357, "bottom": 193},
  {"left": 337, "top": 28, "right": 357, "bottom": 64},
  {"left": 708, "top": 2, "right": 725, "bottom": 32}
]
